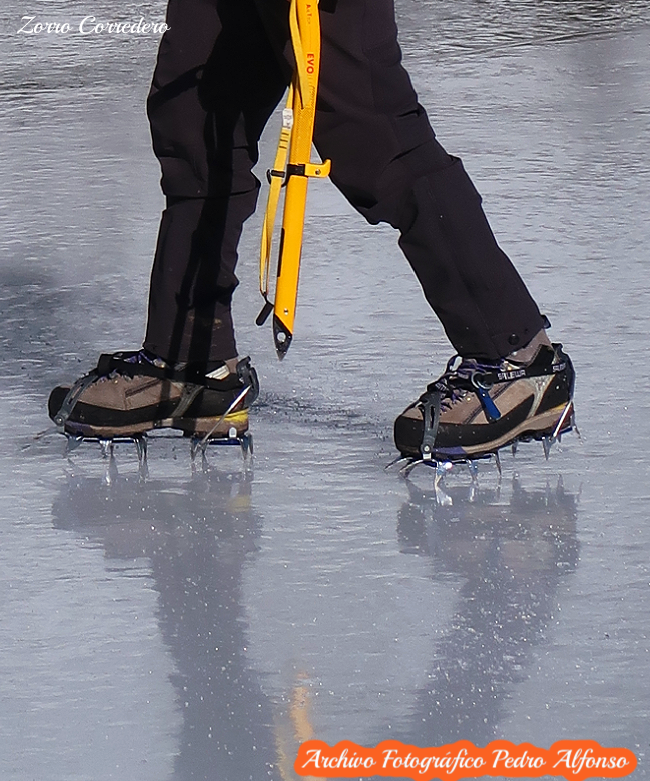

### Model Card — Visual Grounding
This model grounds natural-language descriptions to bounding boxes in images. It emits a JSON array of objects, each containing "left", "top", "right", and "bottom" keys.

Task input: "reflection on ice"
[
  {"left": 393, "top": 475, "right": 579, "bottom": 748},
  {"left": 50, "top": 464, "right": 580, "bottom": 777},
  {"left": 53, "top": 467, "right": 278, "bottom": 780}
]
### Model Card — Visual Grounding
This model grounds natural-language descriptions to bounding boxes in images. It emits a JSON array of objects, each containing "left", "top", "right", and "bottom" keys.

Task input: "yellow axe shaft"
[{"left": 257, "top": 0, "right": 330, "bottom": 358}]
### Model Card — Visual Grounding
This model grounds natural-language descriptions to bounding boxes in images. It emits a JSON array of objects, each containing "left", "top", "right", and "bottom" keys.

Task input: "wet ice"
[{"left": 2, "top": 0, "right": 650, "bottom": 779}]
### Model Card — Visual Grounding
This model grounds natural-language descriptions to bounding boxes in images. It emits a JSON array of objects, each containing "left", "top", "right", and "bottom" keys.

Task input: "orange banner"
[{"left": 294, "top": 740, "right": 637, "bottom": 781}]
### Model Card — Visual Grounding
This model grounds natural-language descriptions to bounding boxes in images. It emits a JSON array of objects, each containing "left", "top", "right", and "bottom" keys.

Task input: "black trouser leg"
[
  {"left": 315, "top": 0, "right": 545, "bottom": 360},
  {"left": 143, "top": 0, "right": 288, "bottom": 364},
  {"left": 144, "top": 0, "right": 544, "bottom": 364}
]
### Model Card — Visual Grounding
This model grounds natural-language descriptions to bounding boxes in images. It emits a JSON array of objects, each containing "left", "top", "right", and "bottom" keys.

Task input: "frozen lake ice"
[{"left": 1, "top": 0, "right": 649, "bottom": 778}]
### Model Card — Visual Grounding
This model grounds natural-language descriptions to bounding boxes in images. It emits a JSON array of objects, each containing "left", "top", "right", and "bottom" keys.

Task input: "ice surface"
[{"left": 1, "top": 0, "right": 650, "bottom": 779}]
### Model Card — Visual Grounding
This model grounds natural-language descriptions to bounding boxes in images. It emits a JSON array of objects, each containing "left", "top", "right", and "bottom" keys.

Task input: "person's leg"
[
  {"left": 144, "top": 0, "right": 289, "bottom": 366},
  {"left": 314, "top": 0, "right": 545, "bottom": 361},
  {"left": 48, "top": 0, "right": 288, "bottom": 438},
  {"left": 314, "top": 0, "right": 573, "bottom": 460}
]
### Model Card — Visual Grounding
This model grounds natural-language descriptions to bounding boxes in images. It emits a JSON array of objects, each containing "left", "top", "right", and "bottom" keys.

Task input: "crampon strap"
[
  {"left": 416, "top": 353, "right": 567, "bottom": 459},
  {"left": 53, "top": 353, "right": 259, "bottom": 429},
  {"left": 93, "top": 352, "right": 245, "bottom": 391},
  {"left": 420, "top": 390, "right": 442, "bottom": 461}
]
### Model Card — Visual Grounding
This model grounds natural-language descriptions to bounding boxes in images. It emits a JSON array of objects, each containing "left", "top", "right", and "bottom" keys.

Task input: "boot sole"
[
  {"left": 431, "top": 403, "right": 574, "bottom": 460},
  {"left": 64, "top": 409, "right": 249, "bottom": 440},
  {"left": 172, "top": 410, "right": 249, "bottom": 437}
]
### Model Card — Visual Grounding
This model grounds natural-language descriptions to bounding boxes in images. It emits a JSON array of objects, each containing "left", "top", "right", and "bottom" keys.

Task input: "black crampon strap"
[
  {"left": 235, "top": 357, "right": 260, "bottom": 405},
  {"left": 420, "top": 389, "right": 442, "bottom": 461},
  {"left": 53, "top": 353, "right": 259, "bottom": 429},
  {"left": 53, "top": 371, "right": 99, "bottom": 427},
  {"left": 94, "top": 352, "right": 247, "bottom": 392},
  {"left": 415, "top": 353, "right": 567, "bottom": 458},
  {"left": 469, "top": 357, "right": 567, "bottom": 388}
]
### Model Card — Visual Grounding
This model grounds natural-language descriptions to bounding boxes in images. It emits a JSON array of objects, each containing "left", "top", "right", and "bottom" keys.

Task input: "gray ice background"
[{"left": 1, "top": 0, "right": 649, "bottom": 779}]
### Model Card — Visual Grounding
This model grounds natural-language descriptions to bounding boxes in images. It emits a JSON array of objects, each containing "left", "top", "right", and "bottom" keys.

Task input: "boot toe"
[{"left": 48, "top": 386, "right": 69, "bottom": 421}]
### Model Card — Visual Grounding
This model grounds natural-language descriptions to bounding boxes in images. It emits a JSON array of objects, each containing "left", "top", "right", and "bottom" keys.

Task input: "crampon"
[
  {"left": 389, "top": 343, "right": 578, "bottom": 479},
  {"left": 45, "top": 351, "right": 258, "bottom": 467}
]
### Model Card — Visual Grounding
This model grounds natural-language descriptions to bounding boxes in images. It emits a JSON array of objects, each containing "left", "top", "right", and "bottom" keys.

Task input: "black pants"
[{"left": 143, "top": 0, "right": 544, "bottom": 365}]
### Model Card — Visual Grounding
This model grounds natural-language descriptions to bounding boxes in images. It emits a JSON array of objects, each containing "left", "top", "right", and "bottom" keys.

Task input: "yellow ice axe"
[{"left": 257, "top": 0, "right": 331, "bottom": 357}]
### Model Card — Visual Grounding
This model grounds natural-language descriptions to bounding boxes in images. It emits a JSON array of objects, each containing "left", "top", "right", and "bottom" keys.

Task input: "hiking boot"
[
  {"left": 48, "top": 350, "right": 259, "bottom": 439},
  {"left": 394, "top": 343, "right": 575, "bottom": 461}
]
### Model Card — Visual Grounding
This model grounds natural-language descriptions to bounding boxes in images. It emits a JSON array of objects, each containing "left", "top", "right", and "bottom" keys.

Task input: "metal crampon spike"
[
  {"left": 33, "top": 425, "right": 60, "bottom": 443},
  {"left": 494, "top": 450, "right": 503, "bottom": 478},
  {"left": 99, "top": 438, "right": 114, "bottom": 459},
  {"left": 467, "top": 459, "right": 480, "bottom": 501},
  {"left": 65, "top": 434, "right": 84, "bottom": 454},
  {"left": 435, "top": 461, "right": 453, "bottom": 480},
  {"left": 542, "top": 436, "right": 553, "bottom": 460},
  {"left": 190, "top": 435, "right": 205, "bottom": 462},
  {"left": 240, "top": 432, "right": 253, "bottom": 459},
  {"left": 511, "top": 441, "right": 518, "bottom": 457},
  {"left": 133, "top": 435, "right": 147, "bottom": 462},
  {"left": 401, "top": 456, "right": 444, "bottom": 477},
  {"left": 102, "top": 448, "right": 118, "bottom": 487},
  {"left": 385, "top": 455, "right": 412, "bottom": 471},
  {"left": 399, "top": 458, "right": 425, "bottom": 477},
  {"left": 189, "top": 438, "right": 210, "bottom": 472},
  {"left": 570, "top": 410, "right": 583, "bottom": 442},
  {"left": 134, "top": 435, "right": 148, "bottom": 480},
  {"left": 434, "top": 461, "right": 453, "bottom": 506}
]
